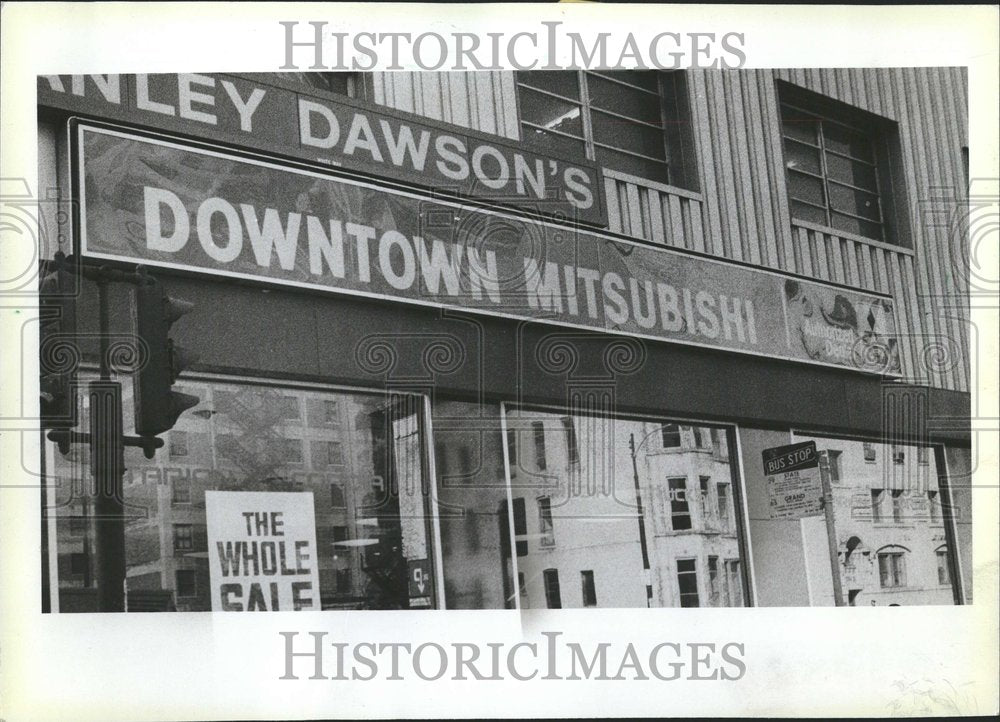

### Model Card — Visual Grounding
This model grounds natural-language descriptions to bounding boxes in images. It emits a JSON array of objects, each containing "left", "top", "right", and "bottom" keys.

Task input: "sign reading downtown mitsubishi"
[
  {"left": 77, "top": 125, "right": 901, "bottom": 374},
  {"left": 41, "top": 73, "right": 604, "bottom": 226}
]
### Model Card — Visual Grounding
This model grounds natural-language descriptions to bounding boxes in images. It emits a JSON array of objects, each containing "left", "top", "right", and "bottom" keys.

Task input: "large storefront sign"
[
  {"left": 41, "top": 73, "right": 605, "bottom": 225},
  {"left": 205, "top": 491, "right": 321, "bottom": 611},
  {"left": 78, "top": 125, "right": 900, "bottom": 374}
]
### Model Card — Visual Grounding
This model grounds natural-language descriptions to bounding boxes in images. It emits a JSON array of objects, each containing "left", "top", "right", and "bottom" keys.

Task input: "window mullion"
[
  {"left": 816, "top": 119, "right": 834, "bottom": 228},
  {"left": 578, "top": 70, "right": 596, "bottom": 162},
  {"left": 656, "top": 73, "right": 673, "bottom": 185}
]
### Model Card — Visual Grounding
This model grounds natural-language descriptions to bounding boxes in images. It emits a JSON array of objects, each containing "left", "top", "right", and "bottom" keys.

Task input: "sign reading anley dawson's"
[
  {"left": 78, "top": 125, "right": 901, "bottom": 374},
  {"left": 41, "top": 73, "right": 604, "bottom": 226}
]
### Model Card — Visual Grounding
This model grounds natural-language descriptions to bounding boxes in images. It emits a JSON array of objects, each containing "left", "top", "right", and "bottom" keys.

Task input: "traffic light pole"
[
  {"left": 44, "top": 262, "right": 193, "bottom": 612},
  {"left": 91, "top": 274, "right": 127, "bottom": 612}
]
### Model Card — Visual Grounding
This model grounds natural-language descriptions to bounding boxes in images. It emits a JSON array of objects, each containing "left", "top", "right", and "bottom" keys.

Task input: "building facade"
[{"left": 37, "top": 68, "right": 972, "bottom": 612}]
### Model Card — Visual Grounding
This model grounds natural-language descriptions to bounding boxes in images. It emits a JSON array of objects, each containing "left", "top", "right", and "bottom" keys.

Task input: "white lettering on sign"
[
  {"left": 141, "top": 184, "right": 758, "bottom": 339},
  {"left": 205, "top": 491, "right": 321, "bottom": 612}
]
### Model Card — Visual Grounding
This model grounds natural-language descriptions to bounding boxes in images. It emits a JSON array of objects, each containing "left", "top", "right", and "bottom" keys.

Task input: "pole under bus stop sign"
[{"left": 762, "top": 439, "right": 844, "bottom": 607}]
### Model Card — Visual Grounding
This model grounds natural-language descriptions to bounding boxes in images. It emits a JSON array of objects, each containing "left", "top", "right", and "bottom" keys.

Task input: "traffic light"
[
  {"left": 132, "top": 271, "right": 199, "bottom": 437},
  {"left": 39, "top": 252, "right": 78, "bottom": 429}
]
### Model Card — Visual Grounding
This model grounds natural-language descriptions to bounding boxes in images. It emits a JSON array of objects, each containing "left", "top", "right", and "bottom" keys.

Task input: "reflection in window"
[
  {"left": 725, "top": 560, "right": 742, "bottom": 606},
  {"left": 432, "top": 401, "right": 515, "bottom": 610},
  {"left": 172, "top": 477, "right": 191, "bottom": 505},
  {"left": 543, "top": 568, "right": 562, "bottom": 609},
  {"left": 676, "top": 559, "right": 699, "bottom": 607},
  {"left": 532, "top": 421, "right": 547, "bottom": 471},
  {"left": 512, "top": 498, "right": 528, "bottom": 557},
  {"left": 936, "top": 548, "right": 951, "bottom": 586},
  {"left": 794, "top": 435, "right": 958, "bottom": 606},
  {"left": 878, "top": 550, "right": 906, "bottom": 588},
  {"left": 169, "top": 431, "right": 189, "bottom": 458},
  {"left": 506, "top": 429, "right": 518, "bottom": 477},
  {"left": 708, "top": 556, "right": 720, "bottom": 606},
  {"left": 871, "top": 489, "right": 885, "bottom": 522},
  {"left": 891, "top": 490, "right": 904, "bottom": 523},
  {"left": 819, "top": 449, "right": 842, "bottom": 485},
  {"left": 580, "top": 570, "right": 597, "bottom": 607},
  {"left": 716, "top": 483, "right": 731, "bottom": 532},
  {"left": 173, "top": 524, "right": 194, "bottom": 552},
  {"left": 538, "top": 496, "right": 555, "bottom": 547},
  {"left": 562, "top": 416, "right": 579, "bottom": 466},
  {"left": 49, "top": 378, "right": 433, "bottom": 612},
  {"left": 669, "top": 478, "right": 691, "bottom": 531},
  {"left": 505, "top": 409, "right": 743, "bottom": 609}
]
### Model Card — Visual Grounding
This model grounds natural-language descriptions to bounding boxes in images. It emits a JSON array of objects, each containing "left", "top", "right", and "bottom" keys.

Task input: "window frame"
[
  {"left": 172, "top": 523, "right": 194, "bottom": 553},
  {"left": 777, "top": 81, "right": 909, "bottom": 247},
  {"left": 668, "top": 476, "right": 692, "bottom": 531},
  {"left": 580, "top": 569, "right": 597, "bottom": 607},
  {"left": 537, "top": 495, "right": 555, "bottom": 548},
  {"left": 543, "top": 568, "right": 562, "bottom": 609},
  {"left": 676, "top": 557, "right": 700, "bottom": 607},
  {"left": 877, "top": 549, "right": 907, "bottom": 588},
  {"left": 515, "top": 70, "right": 694, "bottom": 188},
  {"left": 48, "top": 367, "right": 443, "bottom": 613},
  {"left": 502, "top": 404, "right": 751, "bottom": 610}
]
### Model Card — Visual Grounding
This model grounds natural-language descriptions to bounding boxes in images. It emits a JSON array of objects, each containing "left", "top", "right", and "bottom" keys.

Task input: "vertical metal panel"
[
  {"left": 688, "top": 71, "right": 724, "bottom": 257},
  {"left": 372, "top": 71, "right": 518, "bottom": 139},
  {"left": 667, "top": 194, "right": 685, "bottom": 248},
  {"left": 605, "top": 177, "right": 623, "bottom": 234},
  {"left": 647, "top": 188, "right": 666, "bottom": 244}
]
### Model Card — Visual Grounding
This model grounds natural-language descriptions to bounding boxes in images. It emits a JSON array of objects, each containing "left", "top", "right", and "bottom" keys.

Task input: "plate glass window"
[
  {"left": 47, "top": 377, "right": 435, "bottom": 612},
  {"left": 794, "top": 434, "right": 960, "bottom": 606},
  {"left": 504, "top": 408, "right": 746, "bottom": 608}
]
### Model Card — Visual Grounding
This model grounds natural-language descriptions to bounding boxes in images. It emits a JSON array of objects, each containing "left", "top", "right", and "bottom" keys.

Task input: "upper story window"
[
  {"left": 516, "top": 71, "right": 695, "bottom": 188},
  {"left": 284, "top": 72, "right": 369, "bottom": 99},
  {"left": 778, "top": 83, "right": 907, "bottom": 245},
  {"left": 661, "top": 423, "right": 682, "bottom": 449}
]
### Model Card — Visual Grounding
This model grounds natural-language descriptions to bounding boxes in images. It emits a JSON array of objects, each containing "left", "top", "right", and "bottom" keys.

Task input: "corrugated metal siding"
[
  {"left": 772, "top": 67, "right": 969, "bottom": 392},
  {"left": 372, "top": 71, "right": 519, "bottom": 139},
  {"left": 368, "top": 69, "right": 969, "bottom": 392}
]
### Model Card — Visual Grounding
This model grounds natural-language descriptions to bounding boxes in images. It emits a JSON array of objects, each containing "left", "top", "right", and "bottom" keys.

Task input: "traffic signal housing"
[
  {"left": 39, "top": 252, "right": 78, "bottom": 429},
  {"left": 132, "top": 272, "right": 199, "bottom": 437}
]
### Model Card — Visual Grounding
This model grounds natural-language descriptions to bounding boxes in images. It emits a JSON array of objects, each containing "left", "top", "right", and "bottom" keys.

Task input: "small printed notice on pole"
[
  {"left": 205, "top": 491, "right": 321, "bottom": 611},
  {"left": 762, "top": 440, "right": 823, "bottom": 520}
]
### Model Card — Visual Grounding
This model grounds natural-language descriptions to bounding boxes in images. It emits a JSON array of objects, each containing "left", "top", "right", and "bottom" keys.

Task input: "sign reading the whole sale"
[
  {"left": 77, "top": 125, "right": 901, "bottom": 375},
  {"left": 205, "top": 491, "right": 321, "bottom": 612}
]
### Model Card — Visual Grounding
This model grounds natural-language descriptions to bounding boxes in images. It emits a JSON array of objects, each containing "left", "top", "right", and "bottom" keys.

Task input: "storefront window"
[
  {"left": 47, "top": 376, "right": 434, "bottom": 612},
  {"left": 504, "top": 407, "right": 746, "bottom": 609},
  {"left": 793, "top": 434, "right": 958, "bottom": 606},
  {"left": 430, "top": 401, "right": 514, "bottom": 610}
]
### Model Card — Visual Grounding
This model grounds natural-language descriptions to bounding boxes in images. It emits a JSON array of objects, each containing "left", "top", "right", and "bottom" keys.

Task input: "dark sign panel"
[
  {"left": 762, "top": 441, "right": 819, "bottom": 476},
  {"left": 40, "top": 73, "right": 605, "bottom": 226},
  {"left": 77, "top": 125, "right": 901, "bottom": 374}
]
